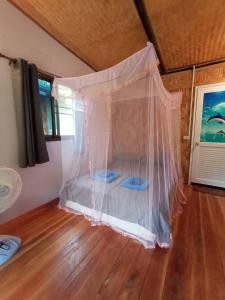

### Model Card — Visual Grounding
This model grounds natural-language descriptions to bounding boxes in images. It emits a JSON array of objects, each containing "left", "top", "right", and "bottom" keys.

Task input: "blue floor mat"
[
  {"left": 92, "top": 170, "right": 120, "bottom": 183},
  {"left": 120, "top": 177, "right": 149, "bottom": 191},
  {"left": 0, "top": 235, "right": 21, "bottom": 265}
]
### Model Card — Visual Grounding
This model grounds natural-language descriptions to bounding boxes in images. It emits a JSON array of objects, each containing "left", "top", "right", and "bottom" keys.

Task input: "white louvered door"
[{"left": 190, "top": 82, "right": 225, "bottom": 188}]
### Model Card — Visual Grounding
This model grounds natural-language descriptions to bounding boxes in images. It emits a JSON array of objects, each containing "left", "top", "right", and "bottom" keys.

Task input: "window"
[
  {"left": 57, "top": 84, "right": 85, "bottom": 152},
  {"left": 38, "top": 74, "right": 84, "bottom": 148},
  {"left": 57, "top": 84, "right": 74, "bottom": 136},
  {"left": 38, "top": 73, "right": 60, "bottom": 141}
]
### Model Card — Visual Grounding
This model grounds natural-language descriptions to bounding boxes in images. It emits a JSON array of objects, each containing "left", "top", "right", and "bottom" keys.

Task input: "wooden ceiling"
[
  {"left": 9, "top": 0, "right": 148, "bottom": 71},
  {"left": 9, "top": 0, "right": 225, "bottom": 73},
  {"left": 144, "top": 0, "right": 225, "bottom": 72}
]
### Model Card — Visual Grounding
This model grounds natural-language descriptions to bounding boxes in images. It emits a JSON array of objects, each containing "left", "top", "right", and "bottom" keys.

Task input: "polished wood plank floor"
[{"left": 0, "top": 186, "right": 225, "bottom": 300}]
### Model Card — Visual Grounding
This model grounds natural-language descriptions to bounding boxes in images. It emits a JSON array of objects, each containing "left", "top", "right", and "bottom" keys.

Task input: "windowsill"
[
  {"left": 45, "top": 135, "right": 61, "bottom": 142},
  {"left": 44, "top": 135, "right": 76, "bottom": 142},
  {"left": 59, "top": 135, "right": 74, "bottom": 140}
]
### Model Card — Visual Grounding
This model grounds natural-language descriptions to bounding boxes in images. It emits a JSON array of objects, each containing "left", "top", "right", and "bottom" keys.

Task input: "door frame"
[{"left": 188, "top": 81, "right": 225, "bottom": 185}]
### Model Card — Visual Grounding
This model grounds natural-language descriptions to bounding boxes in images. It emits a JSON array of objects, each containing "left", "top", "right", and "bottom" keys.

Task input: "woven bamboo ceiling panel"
[
  {"left": 9, "top": 0, "right": 148, "bottom": 70},
  {"left": 143, "top": 0, "right": 225, "bottom": 71},
  {"left": 9, "top": 0, "right": 225, "bottom": 72}
]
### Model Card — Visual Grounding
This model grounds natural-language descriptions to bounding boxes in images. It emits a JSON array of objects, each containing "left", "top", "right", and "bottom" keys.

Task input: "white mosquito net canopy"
[{"left": 53, "top": 42, "right": 185, "bottom": 248}]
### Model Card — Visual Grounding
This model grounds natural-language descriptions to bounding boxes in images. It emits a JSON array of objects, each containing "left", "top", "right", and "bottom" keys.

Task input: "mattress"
[
  {"left": 66, "top": 160, "right": 149, "bottom": 220},
  {"left": 61, "top": 160, "right": 171, "bottom": 248}
]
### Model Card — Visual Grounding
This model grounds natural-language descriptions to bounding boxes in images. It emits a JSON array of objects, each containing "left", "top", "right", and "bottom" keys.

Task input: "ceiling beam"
[{"left": 133, "top": 0, "right": 166, "bottom": 73}]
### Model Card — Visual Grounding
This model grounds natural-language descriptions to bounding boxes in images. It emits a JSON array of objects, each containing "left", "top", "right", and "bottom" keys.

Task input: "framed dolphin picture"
[{"left": 200, "top": 89, "right": 225, "bottom": 143}]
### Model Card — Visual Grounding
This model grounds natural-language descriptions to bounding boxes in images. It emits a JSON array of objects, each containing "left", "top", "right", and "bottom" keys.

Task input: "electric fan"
[{"left": 0, "top": 167, "right": 22, "bottom": 265}]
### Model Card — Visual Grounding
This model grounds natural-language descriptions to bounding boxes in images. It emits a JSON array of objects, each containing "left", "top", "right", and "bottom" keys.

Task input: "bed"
[
  {"left": 54, "top": 43, "right": 184, "bottom": 248},
  {"left": 61, "top": 157, "right": 171, "bottom": 247}
]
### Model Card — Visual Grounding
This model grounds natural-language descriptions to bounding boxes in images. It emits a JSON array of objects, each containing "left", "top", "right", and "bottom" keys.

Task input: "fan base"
[{"left": 0, "top": 235, "right": 21, "bottom": 265}]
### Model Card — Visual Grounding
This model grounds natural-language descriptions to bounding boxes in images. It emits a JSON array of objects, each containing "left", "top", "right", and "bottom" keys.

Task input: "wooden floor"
[{"left": 0, "top": 186, "right": 225, "bottom": 300}]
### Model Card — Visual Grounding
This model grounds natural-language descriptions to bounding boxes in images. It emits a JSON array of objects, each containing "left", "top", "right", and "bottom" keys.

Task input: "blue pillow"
[
  {"left": 92, "top": 170, "right": 119, "bottom": 183},
  {"left": 120, "top": 177, "right": 149, "bottom": 191}
]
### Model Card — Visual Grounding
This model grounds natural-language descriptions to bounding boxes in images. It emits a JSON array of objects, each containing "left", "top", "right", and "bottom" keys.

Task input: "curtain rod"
[
  {"left": 0, "top": 52, "right": 17, "bottom": 64},
  {"left": 0, "top": 52, "right": 60, "bottom": 78}
]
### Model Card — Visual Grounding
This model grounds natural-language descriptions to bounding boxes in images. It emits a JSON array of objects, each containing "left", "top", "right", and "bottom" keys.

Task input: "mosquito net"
[{"left": 52, "top": 42, "right": 185, "bottom": 248}]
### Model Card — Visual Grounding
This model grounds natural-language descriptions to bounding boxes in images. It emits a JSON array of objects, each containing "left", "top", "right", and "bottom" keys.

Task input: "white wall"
[{"left": 0, "top": 1, "right": 94, "bottom": 224}]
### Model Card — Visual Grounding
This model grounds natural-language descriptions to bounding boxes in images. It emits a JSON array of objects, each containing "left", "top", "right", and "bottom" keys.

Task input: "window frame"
[{"left": 38, "top": 72, "right": 61, "bottom": 142}]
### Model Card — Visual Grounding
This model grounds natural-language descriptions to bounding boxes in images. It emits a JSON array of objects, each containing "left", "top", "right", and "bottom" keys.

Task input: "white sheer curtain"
[{"left": 53, "top": 43, "right": 186, "bottom": 248}]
